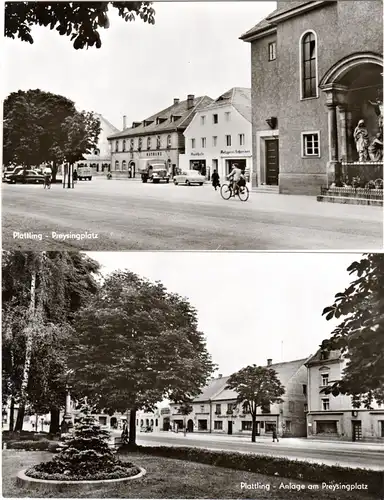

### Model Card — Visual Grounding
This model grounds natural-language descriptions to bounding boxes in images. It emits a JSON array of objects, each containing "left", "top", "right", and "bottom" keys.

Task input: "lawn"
[{"left": 2, "top": 450, "right": 377, "bottom": 499}]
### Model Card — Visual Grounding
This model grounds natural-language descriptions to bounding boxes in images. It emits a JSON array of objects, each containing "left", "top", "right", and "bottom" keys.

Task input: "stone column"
[
  {"left": 61, "top": 385, "right": 73, "bottom": 432},
  {"left": 338, "top": 106, "right": 348, "bottom": 162},
  {"left": 326, "top": 102, "right": 341, "bottom": 185},
  {"left": 346, "top": 111, "right": 354, "bottom": 161}
]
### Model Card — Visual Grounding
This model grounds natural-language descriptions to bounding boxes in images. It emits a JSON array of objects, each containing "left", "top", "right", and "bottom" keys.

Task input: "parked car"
[
  {"left": 140, "top": 426, "right": 153, "bottom": 433},
  {"left": 173, "top": 169, "right": 205, "bottom": 186},
  {"left": 6, "top": 170, "right": 45, "bottom": 184},
  {"left": 3, "top": 166, "right": 25, "bottom": 181}
]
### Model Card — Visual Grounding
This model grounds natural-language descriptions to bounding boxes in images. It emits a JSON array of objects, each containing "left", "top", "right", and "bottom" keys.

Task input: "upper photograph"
[{"left": 2, "top": 0, "right": 383, "bottom": 251}]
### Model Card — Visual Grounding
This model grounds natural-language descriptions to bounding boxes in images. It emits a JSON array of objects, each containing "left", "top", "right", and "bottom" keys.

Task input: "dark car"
[{"left": 6, "top": 170, "right": 45, "bottom": 184}]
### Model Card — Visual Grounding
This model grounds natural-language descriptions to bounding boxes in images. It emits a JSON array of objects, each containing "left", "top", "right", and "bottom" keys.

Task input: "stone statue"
[
  {"left": 353, "top": 120, "right": 369, "bottom": 161},
  {"left": 368, "top": 133, "right": 383, "bottom": 162},
  {"left": 368, "top": 98, "right": 383, "bottom": 132}
]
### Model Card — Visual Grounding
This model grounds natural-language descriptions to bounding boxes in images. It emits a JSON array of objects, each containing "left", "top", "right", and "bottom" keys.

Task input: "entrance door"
[
  {"left": 187, "top": 419, "right": 194, "bottom": 432},
  {"left": 228, "top": 421, "right": 233, "bottom": 435},
  {"left": 265, "top": 139, "right": 279, "bottom": 185},
  {"left": 352, "top": 421, "right": 362, "bottom": 441}
]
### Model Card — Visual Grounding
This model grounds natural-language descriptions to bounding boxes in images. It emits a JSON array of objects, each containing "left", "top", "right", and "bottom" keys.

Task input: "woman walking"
[{"left": 211, "top": 169, "right": 220, "bottom": 191}]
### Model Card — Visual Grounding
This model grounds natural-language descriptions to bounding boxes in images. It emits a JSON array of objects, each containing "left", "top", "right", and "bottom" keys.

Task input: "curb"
[{"left": 16, "top": 466, "right": 146, "bottom": 489}]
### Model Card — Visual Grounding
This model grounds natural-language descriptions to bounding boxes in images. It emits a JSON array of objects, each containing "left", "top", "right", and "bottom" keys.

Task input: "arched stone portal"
[{"left": 320, "top": 52, "right": 383, "bottom": 185}]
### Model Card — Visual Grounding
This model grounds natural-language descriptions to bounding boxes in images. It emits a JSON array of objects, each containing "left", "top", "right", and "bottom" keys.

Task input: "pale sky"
[
  {"left": 3, "top": 1, "right": 275, "bottom": 130},
  {"left": 86, "top": 252, "right": 360, "bottom": 377}
]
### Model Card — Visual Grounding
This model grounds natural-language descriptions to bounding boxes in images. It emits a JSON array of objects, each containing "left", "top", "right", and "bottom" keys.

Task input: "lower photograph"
[{"left": 2, "top": 251, "right": 383, "bottom": 499}]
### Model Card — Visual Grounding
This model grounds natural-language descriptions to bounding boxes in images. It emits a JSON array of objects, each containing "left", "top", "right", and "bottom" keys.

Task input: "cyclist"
[
  {"left": 227, "top": 163, "right": 243, "bottom": 196},
  {"left": 43, "top": 164, "right": 52, "bottom": 188}
]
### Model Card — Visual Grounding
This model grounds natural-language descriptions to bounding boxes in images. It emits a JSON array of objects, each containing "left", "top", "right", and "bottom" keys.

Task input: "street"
[
  {"left": 134, "top": 431, "right": 384, "bottom": 470},
  {"left": 2, "top": 178, "right": 383, "bottom": 250}
]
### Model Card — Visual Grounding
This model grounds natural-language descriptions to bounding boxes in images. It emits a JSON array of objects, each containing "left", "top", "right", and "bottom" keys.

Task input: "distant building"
[
  {"left": 241, "top": 0, "right": 383, "bottom": 194},
  {"left": 305, "top": 349, "right": 384, "bottom": 441},
  {"left": 75, "top": 113, "right": 120, "bottom": 173},
  {"left": 108, "top": 94, "right": 213, "bottom": 178},
  {"left": 181, "top": 88, "right": 253, "bottom": 181},
  {"left": 170, "top": 358, "right": 309, "bottom": 437}
]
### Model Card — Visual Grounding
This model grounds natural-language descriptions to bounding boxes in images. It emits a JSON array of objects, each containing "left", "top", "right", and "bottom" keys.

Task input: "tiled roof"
[
  {"left": 108, "top": 96, "right": 213, "bottom": 139},
  {"left": 194, "top": 357, "right": 309, "bottom": 403},
  {"left": 201, "top": 87, "right": 252, "bottom": 123}
]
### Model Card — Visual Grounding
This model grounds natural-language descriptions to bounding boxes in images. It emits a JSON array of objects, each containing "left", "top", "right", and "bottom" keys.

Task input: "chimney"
[
  {"left": 187, "top": 94, "right": 195, "bottom": 109},
  {"left": 267, "top": 359, "right": 272, "bottom": 366},
  {"left": 174, "top": 98, "right": 180, "bottom": 105},
  {"left": 123, "top": 115, "right": 127, "bottom": 130},
  {"left": 218, "top": 374, "right": 222, "bottom": 378}
]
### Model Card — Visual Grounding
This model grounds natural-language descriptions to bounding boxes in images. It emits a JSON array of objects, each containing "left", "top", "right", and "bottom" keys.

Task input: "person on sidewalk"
[
  {"left": 272, "top": 426, "right": 279, "bottom": 442},
  {"left": 211, "top": 169, "right": 220, "bottom": 191}
]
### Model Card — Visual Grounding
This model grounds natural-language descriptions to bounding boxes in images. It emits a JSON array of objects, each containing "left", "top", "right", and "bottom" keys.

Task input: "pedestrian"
[
  {"left": 211, "top": 169, "right": 220, "bottom": 191},
  {"left": 73, "top": 170, "right": 78, "bottom": 182},
  {"left": 128, "top": 165, "right": 132, "bottom": 178},
  {"left": 272, "top": 426, "right": 279, "bottom": 442}
]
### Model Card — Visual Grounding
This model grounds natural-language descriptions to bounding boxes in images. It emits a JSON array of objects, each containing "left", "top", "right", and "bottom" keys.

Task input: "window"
[
  {"left": 227, "top": 403, "right": 235, "bottom": 414},
  {"left": 321, "top": 374, "right": 329, "bottom": 386},
  {"left": 191, "top": 138, "right": 196, "bottom": 149},
  {"left": 99, "top": 416, "right": 107, "bottom": 426},
  {"left": 261, "top": 404, "right": 270, "bottom": 414},
  {"left": 380, "top": 421, "right": 384, "bottom": 438},
  {"left": 285, "top": 420, "right": 291, "bottom": 432},
  {"left": 303, "top": 384, "right": 307, "bottom": 395},
  {"left": 115, "top": 160, "right": 119, "bottom": 170},
  {"left": 302, "top": 132, "right": 320, "bottom": 157},
  {"left": 115, "top": 140, "right": 119, "bottom": 152},
  {"left": 167, "top": 135, "right": 172, "bottom": 148},
  {"left": 239, "top": 133, "right": 245, "bottom": 146},
  {"left": 214, "top": 421, "right": 223, "bottom": 430},
  {"left": 213, "top": 114, "right": 218, "bottom": 124},
  {"left": 145, "top": 419, "right": 149, "bottom": 426},
  {"left": 147, "top": 136, "right": 151, "bottom": 150},
  {"left": 225, "top": 135, "right": 232, "bottom": 146},
  {"left": 122, "top": 160, "right": 127, "bottom": 171},
  {"left": 140, "top": 419, "right": 143, "bottom": 427},
  {"left": 243, "top": 402, "right": 250, "bottom": 414},
  {"left": 155, "top": 419, "right": 158, "bottom": 426},
  {"left": 200, "top": 115, "right": 206, "bottom": 125},
  {"left": 200, "top": 405, "right": 205, "bottom": 413},
  {"left": 225, "top": 112, "right": 231, "bottom": 121},
  {"left": 320, "top": 350, "right": 329, "bottom": 360},
  {"left": 316, "top": 420, "right": 337, "bottom": 434},
  {"left": 138, "top": 137, "right": 142, "bottom": 151},
  {"left": 122, "top": 140, "right": 126, "bottom": 152},
  {"left": 212, "top": 159, "right": 218, "bottom": 171},
  {"left": 157, "top": 136, "right": 161, "bottom": 149},
  {"left": 94, "top": 148, "right": 100, "bottom": 155},
  {"left": 215, "top": 404, "right": 221, "bottom": 415},
  {"left": 212, "top": 136, "right": 218, "bottom": 147},
  {"left": 130, "top": 138, "right": 134, "bottom": 150},
  {"left": 265, "top": 422, "right": 275, "bottom": 433},
  {"left": 268, "top": 41, "right": 276, "bottom": 61},
  {"left": 322, "top": 398, "right": 330, "bottom": 411},
  {"left": 198, "top": 419, "right": 208, "bottom": 430},
  {"left": 242, "top": 421, "right": 252, "bottom": 431},
  {"left": 301, "top": 31, "right": 318, "bottom": 98},
  {"left": 288, "top": 401, "right": 295, "bottom": 413},
  {"left": 136, "top": 419, "right": 139, "bottom": 426},
  {"left": 201, "top": 137, "right": 206, "bottom": 148}
]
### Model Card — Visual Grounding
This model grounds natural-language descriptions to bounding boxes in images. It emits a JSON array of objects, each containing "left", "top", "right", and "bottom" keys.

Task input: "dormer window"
[
  {"left": 320, "top": 351, "right": 330, "bottom": 361},
  {"left": 94, "top": 148, "right": 100, "bottom": 156}
]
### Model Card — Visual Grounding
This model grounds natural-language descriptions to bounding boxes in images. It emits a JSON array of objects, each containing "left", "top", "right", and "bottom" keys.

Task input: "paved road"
[
  {"left": 2, "top": 178, "right": 382, "bottom": 250},
  {"left": 134, "top": 431, "right": 384, "bottom": 470}
]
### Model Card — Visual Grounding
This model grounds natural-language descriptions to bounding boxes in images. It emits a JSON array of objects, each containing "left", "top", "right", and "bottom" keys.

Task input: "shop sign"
[
  {"left": 191, "top": 152, "right": 205, "bottom": 157},
  {"left": 146, "top": 152, "right": 163, "bottom": 157},
  {"left": 220, "top": 149, "right": 251, "bottom": 156}
]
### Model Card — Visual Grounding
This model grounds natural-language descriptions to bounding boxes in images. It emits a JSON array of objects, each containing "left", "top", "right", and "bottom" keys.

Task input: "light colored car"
[{"left": 173, "top": 170, "right": 205, "bottom": 186}]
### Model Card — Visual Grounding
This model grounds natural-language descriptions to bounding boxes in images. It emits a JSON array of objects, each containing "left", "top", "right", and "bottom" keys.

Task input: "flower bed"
[{"left": 6, "top": 439, "right": 59, "bottom": 452}]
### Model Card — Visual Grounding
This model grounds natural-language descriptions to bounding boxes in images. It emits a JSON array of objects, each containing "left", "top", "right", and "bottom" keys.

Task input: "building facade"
[
  {"left": 108, "top": 95, "right": 213, "bottom": 178},
  {"left": 181, "top": 88, "right": 253, "bottom": 181},
  {"left": 241, "top": 0, "right": 383, "bottom": 195},
  {"left": 75, "top": 113, "right": 120, "bottom": 173},
  {"left": 305, "top": 349, "right": 384, "bottom": 441},
  {"left": 170, "top": 358, "right": 308, "bottom": 437}
]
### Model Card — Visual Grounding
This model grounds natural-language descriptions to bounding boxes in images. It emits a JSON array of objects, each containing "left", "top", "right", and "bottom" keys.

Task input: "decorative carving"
[
  {"left": 353, "top": 120, "right": 369, "bottom": 161},
  {"left": 368, "top": 133, "right": 383, "bottom": 161}
]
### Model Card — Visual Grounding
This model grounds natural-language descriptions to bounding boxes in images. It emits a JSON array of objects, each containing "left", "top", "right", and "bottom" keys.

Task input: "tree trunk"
[
  {"left": 67, "top": 163, "right": 72, "bottom": 188},
  {"left": 9, "top": 397, "right": 15, "bottom": 432},
  {"left": 52, "top": 161, "right": 57, "bottom": 182},
  {"left": 49, "top": 407, "right": 60, "bottom": 434},
  {"left": 128, "top": 408, "right": 137, "bottom": 446},
  {"left": 14, "top": 405, "right": 25, "bottom": 431},
  {"left": 251, "top": 413, "right": 257, "bottom": 443}
]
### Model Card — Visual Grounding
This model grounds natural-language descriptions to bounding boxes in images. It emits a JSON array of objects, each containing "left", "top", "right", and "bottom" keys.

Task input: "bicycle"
[
  {"left": 43, "top": 175, "right": 51, "bottom": 190},
  {"left": 220, "top": 181, "right": 249, "bottom": 202}
]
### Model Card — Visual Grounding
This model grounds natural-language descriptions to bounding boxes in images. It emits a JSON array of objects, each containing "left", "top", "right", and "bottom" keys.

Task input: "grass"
[{"left": 2, "top": 450, "right": 377, "bottom": 499}]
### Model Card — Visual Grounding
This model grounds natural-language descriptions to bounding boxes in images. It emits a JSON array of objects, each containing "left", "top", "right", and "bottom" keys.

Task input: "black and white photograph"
[
  {"left": 2, "top": 251, "right": 384, "bottom": 498},
  {"left": 2, "top": 0, "right": 383, "bottom": 251}
]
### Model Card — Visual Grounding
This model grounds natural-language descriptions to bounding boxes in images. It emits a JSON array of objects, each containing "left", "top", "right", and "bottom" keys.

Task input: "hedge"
[
  {"left": 2, "top": 431, "right": 60, "bottom": 442},
  {"left": 119, "top": 445, "right": 383, "bottom": 496},
  {"left": 5, "top": 439, "right": 60, "bottom": 452}
]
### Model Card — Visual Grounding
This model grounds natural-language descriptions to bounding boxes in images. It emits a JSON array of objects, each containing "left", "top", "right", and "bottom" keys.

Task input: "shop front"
[
  {"left": 189, "top": 152, "right": 207, "bottom": 177},
  {"left": 220, "top": 149, "right": 253, "bottom": 181}
]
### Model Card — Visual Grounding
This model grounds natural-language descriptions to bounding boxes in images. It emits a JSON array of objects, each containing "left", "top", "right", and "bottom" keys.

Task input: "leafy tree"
[
  {"left": 225, "top": 365, "right": 285, "bottom": 442},
  {"left": 3, "top": 90, "right": 101, "bottom": 181},
  {"left": 2, "top": 251, "right": 100, "bottom": 432},
  {"left": 5, "top": 2, "right": 156, "bottom": 49},
  {"left": 321, "top": 253, "right": 384, "bottom": 407},
  {"left": 68, "top": 270, "right": 215, "bottom": 446}
]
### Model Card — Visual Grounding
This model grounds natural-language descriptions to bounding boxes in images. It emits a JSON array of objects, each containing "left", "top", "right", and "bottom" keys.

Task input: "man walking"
[{"left": 272, "top": 426, "right": 279, "bottom": 443}]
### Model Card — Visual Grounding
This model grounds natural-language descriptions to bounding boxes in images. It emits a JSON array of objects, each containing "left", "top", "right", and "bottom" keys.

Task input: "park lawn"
[{"left": 2, "top": 450, "right": 377, "bottom": 499}]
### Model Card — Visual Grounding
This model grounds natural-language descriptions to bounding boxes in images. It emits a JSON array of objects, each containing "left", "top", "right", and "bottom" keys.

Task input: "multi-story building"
[
  {"left": 170, "top": 358, "right": 309, "bottom": 437},
  {"left": 240, "top": 0, "right": 383, "bottom": 195},
  {"left": 305, "top": 349, "right": 384, "bottom": 441},
  {"left": 181, "top": 88, "right": 253, "bottom": 181},
  {"left": 75, "top": 113, "right": 120, "bottom": 173},
  {"left": 107, "top": 94, "right": 213, "bottom": 178}
]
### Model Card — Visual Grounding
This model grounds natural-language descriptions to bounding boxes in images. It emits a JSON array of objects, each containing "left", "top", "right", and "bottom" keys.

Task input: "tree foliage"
[
  {"left": 68, "top": 270, "right": 215, "bottom": 443},
  {"left": 3, "top": 89, "right": 101, "bottom": 176},
  {"left": 226, "top": 365, "right": 285, "bottom": 442},
  {"left": 5, "top": 2, "right": 156, "bottom": 49},
  {"left": 321, "top": 253, "right": 384, "bottom": 406}
]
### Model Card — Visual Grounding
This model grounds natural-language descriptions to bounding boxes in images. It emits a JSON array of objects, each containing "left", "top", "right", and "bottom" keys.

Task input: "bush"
[
  {"left": 2, "top": 431, "right": 49, "bottom": 442},
  {"left": 25, "top": 463, "right": 141, "bottom": 481},
  {"left": 119, "top": 445, "right": 382, "bottom": 496},
  {"left": 6, "top": 439, "right": 60, "bottom": 452}
]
